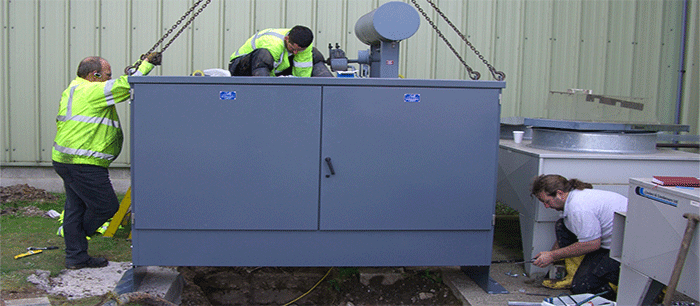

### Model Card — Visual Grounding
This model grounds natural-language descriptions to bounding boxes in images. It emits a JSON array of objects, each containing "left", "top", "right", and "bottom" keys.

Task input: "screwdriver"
[
  {"left": 27, "top": 246, "right": 59, "bottom": 251},
  {"left": 14, "top": 250, "right": 43, "bottom": 259}
]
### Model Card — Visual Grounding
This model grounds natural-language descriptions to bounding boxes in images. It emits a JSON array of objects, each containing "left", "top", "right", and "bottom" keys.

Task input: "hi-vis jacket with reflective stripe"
[
  {"left": 52, "top": 62, "right": 154, "bottom": 168},
  {"left": 230, "top": 28, "right": 313, "bottom": 77}
]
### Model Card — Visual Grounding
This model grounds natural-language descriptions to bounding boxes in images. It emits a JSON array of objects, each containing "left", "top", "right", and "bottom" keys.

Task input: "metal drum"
[{"left": 529, "top": 128, "right": 658, "bottom": 154}]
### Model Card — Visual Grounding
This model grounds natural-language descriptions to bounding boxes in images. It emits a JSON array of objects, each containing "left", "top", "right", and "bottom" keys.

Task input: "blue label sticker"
[
  {"left": 220, "top": 91, "right": 236, "bottom": 100},
  {"left": 635, "top": 186, "right": 678, "bottom": 207},
  {"left": 404, "top": 93, "right": 420, "bottom": 103}
]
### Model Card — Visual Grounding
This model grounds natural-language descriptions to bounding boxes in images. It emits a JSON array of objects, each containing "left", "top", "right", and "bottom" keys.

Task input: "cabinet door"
[
  {"left": 132, "top": 84, "right": 321, "bottom": 230},
  {"left": 320, "top": 86, "right": 500, "bottom": 230}
]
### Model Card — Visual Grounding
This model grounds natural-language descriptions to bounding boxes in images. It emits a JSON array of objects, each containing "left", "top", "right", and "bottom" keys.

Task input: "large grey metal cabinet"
[{"left": 129, "top": 77, "right": 504, "bottom": 269}]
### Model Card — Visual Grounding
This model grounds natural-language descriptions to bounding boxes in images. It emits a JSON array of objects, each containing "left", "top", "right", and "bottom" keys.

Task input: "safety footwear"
[
  {"left": 66, "top": 257, "right": 108, "bottom": 269},
  {"left": 542, "top": 255, "right": 583, "bottom": 289}
]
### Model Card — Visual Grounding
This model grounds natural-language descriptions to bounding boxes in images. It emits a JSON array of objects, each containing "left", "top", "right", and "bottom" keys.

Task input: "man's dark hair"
[
  {"left": 287, "top": 25, "right": 313, "bottom": 48},
  {"left": 77, "top": 56, "right": 103, "bottom": 78},
  {"left": 530, "top": 174, "right": 592, "bottom": 197}
]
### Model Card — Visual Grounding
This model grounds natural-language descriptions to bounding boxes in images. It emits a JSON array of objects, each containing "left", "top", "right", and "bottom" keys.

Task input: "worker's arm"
[{"left": 533, "top": 238, "right": 600, "bottom": 267}]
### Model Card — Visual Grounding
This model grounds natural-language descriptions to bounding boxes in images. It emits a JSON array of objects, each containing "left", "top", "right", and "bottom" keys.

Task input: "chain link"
[
  {"left": 125, "top": 0, "right": 212, "bottom": 75},
  {"left": 410, "top": 0, "right": 505, "bottom": 81}
]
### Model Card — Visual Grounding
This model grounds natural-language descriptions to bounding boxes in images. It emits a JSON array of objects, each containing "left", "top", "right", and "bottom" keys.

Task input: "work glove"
[{"left": 145, "top": 52, "right": 162, "bottom": 66}]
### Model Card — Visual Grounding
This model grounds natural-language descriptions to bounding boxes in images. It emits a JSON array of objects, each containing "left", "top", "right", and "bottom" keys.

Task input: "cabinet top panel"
[{"left": 129, "top": 76, "right": 506, "bottom": 89}]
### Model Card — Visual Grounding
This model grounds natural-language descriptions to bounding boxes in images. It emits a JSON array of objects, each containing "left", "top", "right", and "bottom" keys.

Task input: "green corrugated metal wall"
[{"left": 1, "top": 0, "right": 698, "bottom": 166}]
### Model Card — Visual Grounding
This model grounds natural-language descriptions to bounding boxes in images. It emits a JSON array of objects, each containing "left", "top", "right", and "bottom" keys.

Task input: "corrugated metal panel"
[
  {"left": 681, "top": 0, "right": 698, "bottom": 134},
  {"left": 8, "top": 0, "right": 39, "bottom": 163},
  {"left": 1, "top": 0, "right": 9, "bottom": 161},
  {"left": 1, "top": 0, "right": 697, "bottom": 166}
]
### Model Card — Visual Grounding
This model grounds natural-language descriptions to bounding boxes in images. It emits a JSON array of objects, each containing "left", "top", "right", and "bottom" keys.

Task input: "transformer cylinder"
[{"left": 354, "top": 1, "right": 420, "bottom": 45}]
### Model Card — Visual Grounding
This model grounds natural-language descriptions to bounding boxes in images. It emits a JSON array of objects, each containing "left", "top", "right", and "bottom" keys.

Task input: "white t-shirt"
[{"left": 562, "top": 189, "right": 628, "bottom": 249}]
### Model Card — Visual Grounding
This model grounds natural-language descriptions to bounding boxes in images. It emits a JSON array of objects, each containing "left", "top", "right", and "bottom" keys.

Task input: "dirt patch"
[
  {"left": 179, "top": 267, "right": 462, "bottom": 306},
  {"left": 0, "top": 184, "right": 58, "bottom": 217},
  {"left": 1, "top": 184, "right": 58, "bottom": 204}
]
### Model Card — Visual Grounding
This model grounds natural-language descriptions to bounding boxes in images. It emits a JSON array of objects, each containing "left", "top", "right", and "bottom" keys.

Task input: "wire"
[
  {"left": 575, "top": 291, "right": 609, "bottom": 306},
  {"left": 282, "top": 267, "right": 334, "bottom": 306}
]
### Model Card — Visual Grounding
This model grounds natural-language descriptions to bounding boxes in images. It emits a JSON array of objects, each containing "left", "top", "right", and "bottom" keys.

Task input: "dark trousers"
[
  {"left": 229, "top": 47, "right": 332, "bottom": 77},
  {"left": 555, "top": 219, "right": 620, "bottom": 300},
  {"left": 53, "top": 161, "right": 119, "bottom": 265}
]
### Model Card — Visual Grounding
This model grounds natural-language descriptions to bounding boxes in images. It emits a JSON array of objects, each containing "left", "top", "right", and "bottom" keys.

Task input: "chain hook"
[
  {"left": 412, "top": 0, "right": 506, "bottom": 81},
  {"left": 123, "top": 0, "right": 211, "bottom": 75},
  {"left": 469, "top": 70, "right": 481, "bottom": 80},
  {"left": 491, "top": 68, "right": 506, "bottom": 81}
]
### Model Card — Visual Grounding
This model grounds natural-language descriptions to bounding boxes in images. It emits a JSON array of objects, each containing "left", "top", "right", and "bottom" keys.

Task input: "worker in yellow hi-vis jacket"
[
  {"left": 228, "top": 25, "right": 332, "bottom": 77},
  {"left": 52, "top": 53, "right": 161, "bottom": 270}
]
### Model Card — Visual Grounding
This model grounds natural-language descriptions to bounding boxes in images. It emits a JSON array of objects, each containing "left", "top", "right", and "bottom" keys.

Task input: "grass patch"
[
  {"left": 495, "top": 201, "right": 519, "bottom": 216},
  {"left": 1, "top": 193, "right": 132, "bottom": 301}
]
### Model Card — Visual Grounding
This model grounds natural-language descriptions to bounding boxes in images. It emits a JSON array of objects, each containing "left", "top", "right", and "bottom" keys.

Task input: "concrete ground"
[{"left": 442, "top": 265, "right": 570, "bottom": 306}]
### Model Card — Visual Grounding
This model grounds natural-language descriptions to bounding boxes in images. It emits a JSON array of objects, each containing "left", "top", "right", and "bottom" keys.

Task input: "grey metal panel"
[
  {"left": 128, "top": 77, "right": 503, "bottom": 267},
  {"left": 7, "top": 1, "right": 38, "bottom": 162},
  {"left": 128, "top": 75, "right": 507, "bottom": 89},
  {"left": 38, "top": 1, "right": 67, "bottom": 163},
  {"left": 0, "top": 0, "right": 7, "bottom": 163},
  {"left": 131, "top": 83, "right": 322, "bottom": 230},
  {"left": 620, "top": 179, "right": 699, "bottom": 301},
  {"left": 132, "top": 230, "right": 493, "bottom": 267},
  {"left": 519, "top": 0, "right": 553, "bottom": 118},
  {"left": 320, "top": 85, "right": 501, "bottom": 230}
]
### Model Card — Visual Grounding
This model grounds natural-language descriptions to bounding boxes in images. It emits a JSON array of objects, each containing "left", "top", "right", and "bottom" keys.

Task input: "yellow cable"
[{"left": 282, "top": 267, "right": 333, "bottom": 306}]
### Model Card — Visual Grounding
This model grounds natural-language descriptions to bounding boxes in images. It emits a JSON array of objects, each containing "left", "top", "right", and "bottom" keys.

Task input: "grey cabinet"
[{"left": 129, "top": 77, "right": 504, "bottom": 268}]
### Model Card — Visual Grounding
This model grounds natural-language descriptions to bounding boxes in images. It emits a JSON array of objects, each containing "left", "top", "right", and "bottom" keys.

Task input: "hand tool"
[
  {"left": 14, "top": 250, "right": 43, "bottom": 259},
  {"left": 27, "top": 246, "right": 58, "bottom": 251}
]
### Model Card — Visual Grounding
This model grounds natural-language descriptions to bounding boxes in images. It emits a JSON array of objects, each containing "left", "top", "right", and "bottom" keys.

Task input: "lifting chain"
[
  {"left": 125, "top": 0, "right": 212, "bottom": 75},
  {"left": 409, "top": 0, "right": 506, "bottom": 81}
]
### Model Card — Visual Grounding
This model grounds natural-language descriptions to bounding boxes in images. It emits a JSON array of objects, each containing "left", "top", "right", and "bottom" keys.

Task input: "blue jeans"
[{"left": 53, "top": 161, "right": 119, "bottom": 265}]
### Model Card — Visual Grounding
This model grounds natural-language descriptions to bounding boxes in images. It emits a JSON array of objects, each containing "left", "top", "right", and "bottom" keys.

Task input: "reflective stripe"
[
  {"left": 53, "top": 142, "right": 115, "bottom": 161},
  {"left": 57, "top": 114, "right": 121, "bottom": 128},
  {"left": 250, "top": 32, "right": 262, "bottom": 50},
  {"left": 104, "top": 80, "right": 116, "bottom": 106},
  {"left": 274, "top": 52, "right": 285, "bottom": 71},
  {"left": 250, "top": 30, "right": 286, "bottom": 63},
  {"left": 64, "top": 85, "right": 78, "bottom": 117},
  {"left": 293, "top": 60, "right": 313, "bottom": 68},
  {"left": 56, "top": 83, "right": 120, "bottom": 128}
]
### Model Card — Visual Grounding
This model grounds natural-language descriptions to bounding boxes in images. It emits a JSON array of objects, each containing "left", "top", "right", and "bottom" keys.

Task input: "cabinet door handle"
[{"left": 324, "top": 157, "right": 336, "bottom": 177}]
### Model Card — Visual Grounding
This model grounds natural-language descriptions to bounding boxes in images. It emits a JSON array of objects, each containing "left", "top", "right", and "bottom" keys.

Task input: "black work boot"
[{"left": 66, "top": 257, "right": 108, "bottom": 269}]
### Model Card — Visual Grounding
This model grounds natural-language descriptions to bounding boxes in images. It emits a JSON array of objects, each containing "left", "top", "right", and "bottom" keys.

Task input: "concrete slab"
[
  {"left": 442, "top": 265, "right": 571, "bottom": 306},
  {"left": 0, "top": 166, "right": 130, "bottom": 193},
  {"left": 114, "top": 266, "right": 183, "bottom": 304},
  {"left": 3, "top": 297, "right": 51, "bottom": 306}
]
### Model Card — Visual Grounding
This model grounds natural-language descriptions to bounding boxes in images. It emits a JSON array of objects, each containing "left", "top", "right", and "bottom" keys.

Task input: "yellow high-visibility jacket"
[
  {"left": 230, "top": 28, "right": 313, "bottom": 77},
  {"left": 52, "top": 62, "right": 154, "bottom": 167}
]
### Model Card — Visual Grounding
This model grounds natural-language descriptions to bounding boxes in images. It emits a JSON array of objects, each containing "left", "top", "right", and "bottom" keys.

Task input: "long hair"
[{"left": 530, "top": 174, "right": 592, "bottom": 197}]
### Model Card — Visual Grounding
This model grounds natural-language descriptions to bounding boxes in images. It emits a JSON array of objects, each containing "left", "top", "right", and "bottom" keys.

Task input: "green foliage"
[
  {"left": 327, "top": 267, "right": 359, "bottom": 292},
  {"left": 419, "top": 269, "right": 443, "bottom": 283},
  {"left": 495, "top": 201, "right": 519, "bottom": 215}
]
